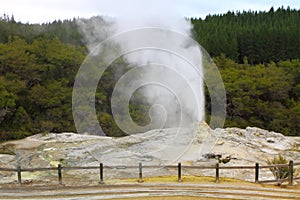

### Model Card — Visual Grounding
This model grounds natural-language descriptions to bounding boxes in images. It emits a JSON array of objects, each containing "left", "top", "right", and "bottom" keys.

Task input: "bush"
[{"left": 267, "top": 155, "right": 292, "bottom": 185}]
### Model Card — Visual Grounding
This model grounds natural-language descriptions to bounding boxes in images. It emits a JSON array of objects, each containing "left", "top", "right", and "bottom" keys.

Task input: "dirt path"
[{"left": 0, "top": 183, "right": 299, "bottom": 200}]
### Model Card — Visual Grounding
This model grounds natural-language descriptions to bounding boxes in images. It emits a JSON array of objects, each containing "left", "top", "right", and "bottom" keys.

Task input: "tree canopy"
[
  {"left": 0, "top": 7, "right": 300, "bottom": 141},
  {"left": 192, "top": 7, "right": 300, "bottom": 64}
]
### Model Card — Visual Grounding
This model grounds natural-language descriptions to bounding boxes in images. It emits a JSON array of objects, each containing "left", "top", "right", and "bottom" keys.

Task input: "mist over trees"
[{"left": 0, "top": 7, "right": 300, "bottom": 141}]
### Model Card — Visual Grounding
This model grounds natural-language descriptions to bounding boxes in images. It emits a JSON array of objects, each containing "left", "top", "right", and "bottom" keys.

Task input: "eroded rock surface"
[{"left": 0, "top": 123, "right": 299, "bottom": 184}]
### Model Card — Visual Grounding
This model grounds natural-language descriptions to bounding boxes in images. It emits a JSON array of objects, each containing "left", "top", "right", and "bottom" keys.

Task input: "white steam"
[{"left": 77, "top": 1, "right": 204, "bottom": 134}]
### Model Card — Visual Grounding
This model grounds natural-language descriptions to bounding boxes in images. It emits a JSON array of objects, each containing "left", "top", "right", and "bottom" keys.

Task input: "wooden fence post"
[
  {"left": 178, "top": 163, "right": 182, "bottom": 182},
  {"left": 58, "top": 164, "right": 62, "bottom": 185},
  {"left": 216, "top": 163, "right": 219, "bottom": 183},
  {"left": 99, "top": 163, "right": 104, "bottom": 185},
  {"left": 138, "top": 162, "right": 143, "bottom": 183},
  {"left": 255, "top": 163, "right": 259, "bottom": 183},
  {"left": 17, "top": 166, "right": 22, "bottom": 185},
  {"left": 288, "top": 160, "right": 293, "bottom": 185}
]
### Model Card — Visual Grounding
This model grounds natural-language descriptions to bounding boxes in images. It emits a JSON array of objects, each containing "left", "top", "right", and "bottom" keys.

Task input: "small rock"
[
  {"left": 261, "top": 148, "right": 278, "bottom": 154},
  {"left": 266, "top": 138, "right": 275, "bottom": 143},
  {"left": 23, "top": 180, "right": 33, "bottom": 184},
  {"left": 203, "top": 153, "right": 221, "bottom": 159},
  {"left": 216, "top": 140, "right": 224, "bottom": 145},
  {"left": 254, "top": 132, "right": 261, "bottom": 137}
]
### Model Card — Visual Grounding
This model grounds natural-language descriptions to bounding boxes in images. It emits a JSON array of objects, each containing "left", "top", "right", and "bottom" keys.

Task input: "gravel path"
[{"left": 0, "top": 183, "right": 299, "bottom": 200}]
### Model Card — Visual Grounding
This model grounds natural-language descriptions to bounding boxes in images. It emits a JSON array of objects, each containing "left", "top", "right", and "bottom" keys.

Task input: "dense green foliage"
[
  {"left": 0, "top": 14, "right": 83, "bottom": 45},
  {"left": 213, "top": 55, "right": 300, "bottom": 135},
  {"left": 0, "top": 7, "right": 300, "bottom": 141},
  {"left": 192, "top": 7, "right": 300, "bottom": 64},
  {"left": 0, "top": 36, "right": 84, "bottom": 140}
]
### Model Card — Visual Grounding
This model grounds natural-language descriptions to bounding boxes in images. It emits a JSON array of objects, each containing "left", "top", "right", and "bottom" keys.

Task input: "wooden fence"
[{"left": 1, "top": 161, "right": 299, "bottom": 186}]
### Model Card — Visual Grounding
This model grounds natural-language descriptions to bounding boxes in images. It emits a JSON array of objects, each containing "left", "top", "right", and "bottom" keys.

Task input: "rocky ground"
[{"left": 0, "top": 122, "right": 300, "bottom": 184}]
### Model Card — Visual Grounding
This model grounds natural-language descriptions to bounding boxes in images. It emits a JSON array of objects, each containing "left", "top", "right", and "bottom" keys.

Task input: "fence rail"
[{"left": 1, "top": 161, "right": 299, "bottom": 186}]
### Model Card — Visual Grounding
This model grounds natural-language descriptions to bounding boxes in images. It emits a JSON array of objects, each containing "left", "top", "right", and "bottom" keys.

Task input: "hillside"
[
  {"left": 192, "top": 6, "right": 300, "bottom": 64},
  {"left": 0, "top": 7, "right": 300, "bottom": 140}
]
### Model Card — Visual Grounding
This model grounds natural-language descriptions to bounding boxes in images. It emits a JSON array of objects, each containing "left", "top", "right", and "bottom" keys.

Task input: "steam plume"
[{"left": 77, "top": 1, "right": 204, "bottom": 134}]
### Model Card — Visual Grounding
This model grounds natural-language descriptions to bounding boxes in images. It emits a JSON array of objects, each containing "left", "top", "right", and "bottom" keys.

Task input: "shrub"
[{"left": 267, "top": 155, "right": 292, "bottom": 185}]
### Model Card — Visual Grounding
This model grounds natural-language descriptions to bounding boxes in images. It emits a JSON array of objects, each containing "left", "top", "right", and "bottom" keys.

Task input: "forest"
[{"left": 0, "top": 7, "right": 299, "bottom": 141}]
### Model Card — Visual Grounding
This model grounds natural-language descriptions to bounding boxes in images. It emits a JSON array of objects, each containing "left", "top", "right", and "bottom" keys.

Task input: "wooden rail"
[{"left": 0, "top": 161, "right": 299, "bottom": 186}]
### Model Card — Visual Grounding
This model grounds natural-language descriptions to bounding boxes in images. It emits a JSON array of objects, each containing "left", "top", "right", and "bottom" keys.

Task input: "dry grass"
[
  {"left": 110, "top": 197, "right": 230, "bottom": 200},
  {"left": 0, "top": 143, "right": 16, "bottom": 155},
  {"left": 109, "top": 175, "right": 253, "bottom": 185},
  {"left": 108, "top": 175, "right": 300, "bottom": 189},
  {"left": 107, "top": 176, "right": 299, "bottom": 200}
]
